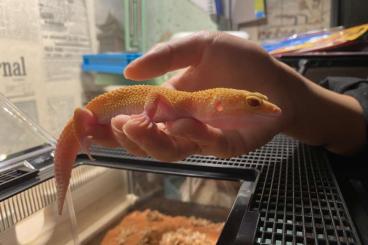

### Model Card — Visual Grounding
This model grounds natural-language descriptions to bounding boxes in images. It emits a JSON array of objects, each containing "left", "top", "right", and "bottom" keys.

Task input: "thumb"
[
  {"left": 166, "top": 118, "right": 222, "bottom": 144},
  {"left": 166, "top": 118, "right": 238, "bottom": 158},
  {"left": 111, "top": 115, "right": 148, "bottom": 156}
]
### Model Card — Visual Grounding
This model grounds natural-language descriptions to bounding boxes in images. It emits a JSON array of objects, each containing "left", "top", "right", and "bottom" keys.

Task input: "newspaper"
[
  {"left": 39, "top": 0, "right": 92, "bottom": 83},
  {"left": 0, "top": 0, "right": 93, "bottom": 157}
]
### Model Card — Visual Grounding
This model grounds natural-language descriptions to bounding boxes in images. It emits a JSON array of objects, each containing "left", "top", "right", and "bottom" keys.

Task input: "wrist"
[
  {"left": 268, "top": 59, "right": 308, "bottom": 134},
  {"left": 323, "top": 93, "right": 366, "bottom": 154},
  {"left": 277, "top": 67, "right": 367, "bottom": 155}
]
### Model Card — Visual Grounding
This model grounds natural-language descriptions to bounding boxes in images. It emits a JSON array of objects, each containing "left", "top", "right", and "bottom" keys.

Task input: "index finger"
[{"left": 124, "top": 32, "right": 212, "bottom": 81}]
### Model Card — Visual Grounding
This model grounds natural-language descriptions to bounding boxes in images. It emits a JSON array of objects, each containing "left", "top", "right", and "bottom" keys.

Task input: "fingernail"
[
  {"left": 146, "top": 43, "right": 166, "bottom": 55},
  {"left": 111, "top": 115, "right": 130, "bottom": 129},
  {"left": 124, "top": 62, "right": 139, "bottom": 79},
  {"left": 123, "top": 114, "right": 151, "bottom": 135}
]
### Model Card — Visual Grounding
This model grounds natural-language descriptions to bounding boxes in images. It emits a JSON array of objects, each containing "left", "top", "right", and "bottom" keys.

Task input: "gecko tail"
[{"left": 54, "top": 120, "right": 80, "bottom": 215}]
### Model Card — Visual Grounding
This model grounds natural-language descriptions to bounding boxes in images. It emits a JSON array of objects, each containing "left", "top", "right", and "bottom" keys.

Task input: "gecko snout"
[
  {"left": 245, "top": 95, "right": 281, "bottom": 116},
  {"left": 260, "top": 100, "right": 282, "bottom": 116}
]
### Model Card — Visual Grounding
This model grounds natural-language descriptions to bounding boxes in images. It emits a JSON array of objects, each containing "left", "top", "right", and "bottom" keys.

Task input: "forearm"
[{"left": 276, "top": 61, "right": 366, "bottom": 155}]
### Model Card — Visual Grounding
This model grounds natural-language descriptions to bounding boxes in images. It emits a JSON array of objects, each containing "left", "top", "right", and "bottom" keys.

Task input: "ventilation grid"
[
  {"left": 0, "top": 167, "right": 38, "bottom": 190},
  {"left": 91, "top": 134, "right": 360, "bottom": 245},
  {"left": 0, "top": 165, "right": 108, "bottom": 232}
]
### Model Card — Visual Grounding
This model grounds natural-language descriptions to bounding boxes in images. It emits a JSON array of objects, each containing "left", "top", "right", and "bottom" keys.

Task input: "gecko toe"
[{"left": 81, "top": 135, "right": 95, "bottom": 160}]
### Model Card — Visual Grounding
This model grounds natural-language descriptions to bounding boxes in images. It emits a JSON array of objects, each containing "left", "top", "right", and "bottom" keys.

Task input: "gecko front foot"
[{"left": 143, "top": 92, "right": 177, "bottom": 121}]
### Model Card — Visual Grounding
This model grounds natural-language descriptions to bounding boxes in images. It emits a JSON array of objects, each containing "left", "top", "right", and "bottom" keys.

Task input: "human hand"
[
  {"left": 125, "top": 31, "right": 295, "bottom": 119},
  {"left": 111, "top": 32, "right": 297, "bottom": 161}
]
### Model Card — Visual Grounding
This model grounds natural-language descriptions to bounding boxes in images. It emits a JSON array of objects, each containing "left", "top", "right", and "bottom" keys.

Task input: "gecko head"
[{"left": 211, "top": 89, "right": 281, "bottom": 119}]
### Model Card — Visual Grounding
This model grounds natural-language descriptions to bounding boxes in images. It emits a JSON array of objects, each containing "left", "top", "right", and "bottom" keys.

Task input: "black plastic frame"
[
  {"left": 277, "top": 52, "right": 368, "bottom": 75},
  {"left": 78, "top": 154, "right": 260, "bottom": 245},
  {"left": 0, "top": 135, "right": 362, "bottom": 244},
  {"left": 0, "top": 166, "right": 39, "bottom": 190}
]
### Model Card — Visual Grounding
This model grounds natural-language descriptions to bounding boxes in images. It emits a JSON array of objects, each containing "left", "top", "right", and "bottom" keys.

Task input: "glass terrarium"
[{"left": 0, "top": 93, "right": 259, "bottom": 245}]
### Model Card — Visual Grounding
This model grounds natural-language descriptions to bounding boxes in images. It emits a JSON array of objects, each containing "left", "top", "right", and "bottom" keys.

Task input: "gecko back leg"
[{"left": 73, "top": 108, "right": 97, "bottom": 160}]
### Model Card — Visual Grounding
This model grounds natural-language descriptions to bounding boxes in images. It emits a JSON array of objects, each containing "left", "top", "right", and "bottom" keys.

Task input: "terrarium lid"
[{"left": 0, "top": 93, "right": 55, "bottom": 168}]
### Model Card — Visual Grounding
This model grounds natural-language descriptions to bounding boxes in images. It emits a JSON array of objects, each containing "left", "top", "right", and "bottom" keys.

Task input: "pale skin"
[{"left": 112, "top": 32, "right": 366, "bottom": 159}]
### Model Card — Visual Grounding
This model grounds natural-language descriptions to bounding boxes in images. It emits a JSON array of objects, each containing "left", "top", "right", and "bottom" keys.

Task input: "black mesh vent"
[
  {"left": 91, "top": 134, "right": 360, "bottom": 245},
  {"left": 0, "top": 166, "right": 38, "bottom": 190}
]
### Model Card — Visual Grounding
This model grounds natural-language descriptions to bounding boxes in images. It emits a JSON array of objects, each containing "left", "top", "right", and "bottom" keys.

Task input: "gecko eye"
[{"left": 246, "top": 96, "right": 262, "bottom": 107}]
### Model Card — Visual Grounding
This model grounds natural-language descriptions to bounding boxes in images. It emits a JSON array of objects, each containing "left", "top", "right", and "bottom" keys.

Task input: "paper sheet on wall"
[
  {"left": 241, "top": 0, "right": 331, "bottom": 42},
  {"left": 258, "top": 0, "right": 331, "bottom": 41},
  {"left": 0, "top": 0, "right": 93, "bottom": 154}
]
